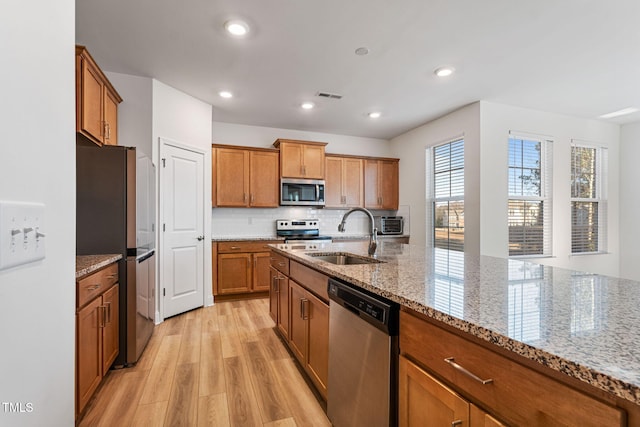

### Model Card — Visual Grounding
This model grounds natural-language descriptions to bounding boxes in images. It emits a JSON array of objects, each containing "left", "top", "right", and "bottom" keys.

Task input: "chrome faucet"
[{"left": 338, "top": 207, "right": 378, "bottom": 256}]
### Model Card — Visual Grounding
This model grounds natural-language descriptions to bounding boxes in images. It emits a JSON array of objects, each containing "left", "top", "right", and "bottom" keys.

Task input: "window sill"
[{"left": 570, "top": 251, "right": 610, "bottom": 257}]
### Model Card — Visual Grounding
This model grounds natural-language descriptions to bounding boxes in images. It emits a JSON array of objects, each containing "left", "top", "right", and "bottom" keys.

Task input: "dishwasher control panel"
[{"left": 328, "top": 278, "right": 399, "bottom": 334}]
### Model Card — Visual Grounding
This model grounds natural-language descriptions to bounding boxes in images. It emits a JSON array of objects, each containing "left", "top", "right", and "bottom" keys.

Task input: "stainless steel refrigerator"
[{"left": 76, "top": 144, "right": 155, "bottom": 367}]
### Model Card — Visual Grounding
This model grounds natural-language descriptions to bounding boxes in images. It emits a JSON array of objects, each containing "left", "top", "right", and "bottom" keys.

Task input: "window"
[
  {"left": 571, "top": 143, "right": 607, "bottom": 254},
  {"left": 428, "top": 138, "right": 464, "bottom": 251},
  {"left": 508, "top": 134, "right": 552, "bottom": 256}
]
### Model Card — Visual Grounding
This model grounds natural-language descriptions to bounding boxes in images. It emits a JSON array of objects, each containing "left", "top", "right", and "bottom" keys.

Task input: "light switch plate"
[{"left": 0, "top": 201, "right": 46, "bottom": 270}]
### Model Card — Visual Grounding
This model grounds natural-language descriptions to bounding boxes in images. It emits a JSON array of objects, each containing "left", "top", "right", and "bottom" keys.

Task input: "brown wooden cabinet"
[
  {"left": 325, "top": 155, "right": 364, "bottom": 208},
  {"left": 213, "top": 146, "right": 279, "bottom": 207},
  {"left": 364, "top": 158, "right": 399, "bottom": 210},
  {"left": 269, "top": 252, "right": 329, "bottom": 400},
  {"left": 273, "top": 139, "right": 327, "bottom": 179},
  {"left": 269, "top": 265, "right": 289, "bottom": 338},
  {"left": 76, "top": 45, "right": 122, "bottom": 146},
  {"left": 214, "top": 240, "right": 280, "bottom": 299},
  {"left": 288, "top": 280, "right": 329, "bottom": 400},
  {"left": 76, "top": 262, "right": 119, "bottom": 417},
  {"left": 399, "top": 309, "right": 624, "bottom": 427}
]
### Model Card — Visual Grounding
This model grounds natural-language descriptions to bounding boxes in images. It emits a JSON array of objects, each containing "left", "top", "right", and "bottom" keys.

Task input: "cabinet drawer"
[
  {"left": 218, "top": 240, "right": 280, "bottom": 253},
  {"left": 77, "top": 263, "right": 119, "bottom": 308},
  {"left": 290, "top": 260, "right": 329, "bottom": 303},
  {"left": 270, "top": 251, "right": 290, "bottom": 275},
  {"left": 400, "top": 310, "right": 624, "bottom": 427}
]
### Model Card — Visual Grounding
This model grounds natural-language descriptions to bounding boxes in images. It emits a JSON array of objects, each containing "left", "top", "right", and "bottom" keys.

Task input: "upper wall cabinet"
[
  {"left": 364, "top": 158, "right": 399, "bottom": 210},
  {"left": 76, "top": 45, "right": 122, "bottom": 146},
  {"left": 213, "top": 145, "right": 280, "bottom": 208},
  {"left": 325, "top": 155, "right": 364, "bottom": 209},
  {"left": 273, "top": 139, "right": 327, "bottom": 179}
]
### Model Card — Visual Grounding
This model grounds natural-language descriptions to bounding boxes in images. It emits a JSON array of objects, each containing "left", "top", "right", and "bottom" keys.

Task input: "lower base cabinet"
[
  {"left": 399, "top": 355, "right": 505, "bottom": 427},
  {"left": 76, "top": 262, "right": 119, "bottom": 418},
  {"left": 269, "top": 253, "right": 329, "bottom": 400},
  {"left": 400, "top": 309, "right": 625, "bottom": 427}
]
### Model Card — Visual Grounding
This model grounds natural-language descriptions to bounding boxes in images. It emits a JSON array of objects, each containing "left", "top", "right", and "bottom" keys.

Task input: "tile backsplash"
[{"left": 212, "top": 205, "right": 410, "bottom": 238}]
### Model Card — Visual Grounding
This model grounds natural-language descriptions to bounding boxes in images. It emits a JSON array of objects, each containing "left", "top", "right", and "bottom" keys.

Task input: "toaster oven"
[{"left": 374, "top": 216, "right": 404, "bottom": 235}]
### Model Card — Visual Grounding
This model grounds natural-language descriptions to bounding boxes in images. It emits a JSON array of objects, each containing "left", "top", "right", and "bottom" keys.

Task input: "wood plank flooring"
[{"left": 78, "top": 299, "right": 331, "bottom": 427}]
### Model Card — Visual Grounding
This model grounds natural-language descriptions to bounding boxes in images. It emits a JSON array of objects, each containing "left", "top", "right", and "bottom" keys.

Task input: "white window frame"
[
  {"left": 570, "top": 142, "right": 608, "bottom": 255},
  {"left": 426, "top": 137, "right": 464, "bottom": 252},
  {"left": 507, "top": 133, "right": 553, "bottom": 257}
]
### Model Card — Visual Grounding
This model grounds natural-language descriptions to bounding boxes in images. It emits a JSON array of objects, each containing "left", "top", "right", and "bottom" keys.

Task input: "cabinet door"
[
  {"left": 217, "top": 253, "right": 252, "bottom": 294},
  {"left": 364, "top": 159, "right": 382, "bottom": 209},
  {"left": 252, "top": 252, "right": 272, "bottom": 291},
  {"left": 79, "top": 57, "right": 104, "bottom": 145},
  {"left": 343, "top": 157, "right": 364, "bottom": 207},
  {"left": 102, "top": 284, "right": 119, "bottom": 373},
  {"left": 217, "top": 149, "right": 249, "bottom": 206},
  {"left": 277, "top": 275, "right": 289, "bottom": 338},
  {"left": 399, "top": 355, "right": 469, "bottom": 427},
  {"left": 249, "top": 151, "right": 279, "bottom": 207},
  {"left": 103, "top": 89, "right": 119, "bottom": 145},
  {"left": 280, "top": 143, "right": 303, "bottom": 178},
  {"left": 325, "top": 156, "right": 344, "bottom": 207},
  {"left": 76, "top": 297, "right": 103, "bottom": 414},
  {"left": 288, "top": 281, "right": 307, "bottom": 364},
  {"left": 306, "top": 291, "right": 329, "bottom": 399},
  {"left": 470, "top": 405, "right": 507, "bottom": 427},
  {"left": 379, "top": 160, "right": 399, "bottom": 209},
  {"left": 302, "top": 145, "right": 325, "bottom": 178},
  {"left": 269, "top": 267, "right": 279, "bottom": 322}
]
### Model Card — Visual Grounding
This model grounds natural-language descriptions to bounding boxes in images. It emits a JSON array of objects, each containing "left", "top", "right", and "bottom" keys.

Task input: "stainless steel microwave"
[{"left": 280, "top": 178, "right": 325, "bottom": 206}]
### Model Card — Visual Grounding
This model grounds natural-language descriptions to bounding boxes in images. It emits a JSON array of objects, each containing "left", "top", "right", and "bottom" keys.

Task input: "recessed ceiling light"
[
  {"left": 224, "top": 20, "right": 249, "bottom": 36},
  {"left": 301, "top": 102, "right": 315, "bottom": 110},
  {"left": 219, "top": 91, "right": 233, "bottom": 99},
  {"left": 368, "top": 112, "right": 381, "bottom": 119},
  {"left": 599, "top": 107, "right": 639, "bottom": 119},
  {"left": 434, "top": 66, "right": 455, "bottom": 77},
  {"left": 355, "top": 47, "right": 369, "bottom": 56}
]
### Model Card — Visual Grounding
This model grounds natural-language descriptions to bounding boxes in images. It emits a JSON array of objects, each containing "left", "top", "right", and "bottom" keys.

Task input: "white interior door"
[{"left": 161, "top": 142, "right": 205, "bottom": 318}]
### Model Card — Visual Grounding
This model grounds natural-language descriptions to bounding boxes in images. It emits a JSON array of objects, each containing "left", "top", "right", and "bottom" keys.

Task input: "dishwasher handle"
[{"left": 342, "top": 301, "right": 361, "bottom": 316}]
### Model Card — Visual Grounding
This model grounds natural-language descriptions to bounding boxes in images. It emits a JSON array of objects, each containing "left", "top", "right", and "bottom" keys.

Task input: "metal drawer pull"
[
  {"left": 87, "top": 284, "right": 101, "bottom": 291},
  {"left": 452, "top": 421, "right": 463, "bottom": 427},
  {"left": 278, "top": 262, "right": 286, "bottom": 267},
  {"left": 230, "top": 246, "right": 241, "bottom": 250},
  {"left": 444, "top": 357, "right": 493, "bottom": 385}
]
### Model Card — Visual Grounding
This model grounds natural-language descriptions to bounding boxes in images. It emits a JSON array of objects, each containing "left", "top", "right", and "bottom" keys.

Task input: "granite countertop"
[
  {"left": 76, "top": 254, "right": 122, "bottom": 279},
  {"left": 270, "top": 240, "right": 640, "bottom": 406},
  {"left": 212, "top": 236, "right": 284, "bottom": 242}
]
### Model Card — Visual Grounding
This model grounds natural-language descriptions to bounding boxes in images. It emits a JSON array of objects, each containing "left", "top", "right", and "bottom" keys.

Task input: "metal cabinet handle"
[
  {"left": 272, "top": 276, "right": 278, "bottom": 292},
  {"left": 300, "top": 298, "right": 309, "bottom": 320},
  {"left": 106, "top": 123, "right": 111, "bottom": 140},
  {"left": 451, "top": 421, "right": 463, "bottom": 427},
  {"left": 105, "top": 302, "right": 112, "bottom": 323},
  {"left": 87, "top": 283, "right": 101, "bottom": 291},
  {"left": 230, "top": 246, "right": 241, "bottom": 250},
  {"left": 107, "top": 273, "right": 118, "bottom": 279},
  {"left": 98, "top": 306, "right": 106, "bottom": 328},
  {"left": 251, "top": 194, "right": 255, "bottom": 204},
  {"left": 278, "top": 262, "right": 286, "bottom": 267},
  {"left": 243, "top": 193, "right": 247, "bottom": 203},
  {"left": 444, "top": 357, "right": 493, "bottom": 385}
]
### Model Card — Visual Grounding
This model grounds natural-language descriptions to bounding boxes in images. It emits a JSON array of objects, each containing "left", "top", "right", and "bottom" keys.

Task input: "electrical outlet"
[{"left": 0, "top": 201, "right": 46, "bottom": 270}]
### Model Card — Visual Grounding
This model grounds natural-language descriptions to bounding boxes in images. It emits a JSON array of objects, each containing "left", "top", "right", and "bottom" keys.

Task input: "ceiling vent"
[{"left": 316, "top": 92, "right": 343, "bottom": 100}]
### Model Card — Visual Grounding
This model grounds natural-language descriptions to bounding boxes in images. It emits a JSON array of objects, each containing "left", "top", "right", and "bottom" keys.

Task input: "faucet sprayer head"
[{"left": 338, "top": 222, "right": 345, "bottom": 232}]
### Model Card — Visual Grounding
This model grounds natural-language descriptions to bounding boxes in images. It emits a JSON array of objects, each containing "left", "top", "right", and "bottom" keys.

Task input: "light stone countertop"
[
  {"left": 211, "top": 234, "right": 409, "bottom": 242},
  {"left": 76, "top": 254, "right": 122, "bottom": 280},
  {"left": 270, "top": 240, "right": 640, "bottom": 406}
]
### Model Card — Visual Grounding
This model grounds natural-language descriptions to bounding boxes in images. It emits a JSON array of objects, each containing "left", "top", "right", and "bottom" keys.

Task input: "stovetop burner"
[{"left": 276, "top": 219, "right": 332, "bottom": 242}]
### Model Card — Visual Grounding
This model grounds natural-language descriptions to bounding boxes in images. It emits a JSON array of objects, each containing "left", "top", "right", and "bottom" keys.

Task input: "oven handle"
[{"left": 316, "top": 184, "right": 320, "bottom": 201}]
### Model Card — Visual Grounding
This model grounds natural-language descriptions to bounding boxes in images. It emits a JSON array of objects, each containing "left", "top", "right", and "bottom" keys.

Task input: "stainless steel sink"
[{"left": 307, "top": 252, "right": 383, "bottom": 265}]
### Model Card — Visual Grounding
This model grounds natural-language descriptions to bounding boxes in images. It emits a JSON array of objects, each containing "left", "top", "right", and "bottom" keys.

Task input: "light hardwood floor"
[{"left": 78, "top": 298, "right": 331, "bottom": 427}]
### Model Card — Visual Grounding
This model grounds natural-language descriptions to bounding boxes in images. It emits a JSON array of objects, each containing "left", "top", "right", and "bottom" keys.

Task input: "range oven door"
[{"left": 281, "top": 178, "right": 325, "bottom": 206}]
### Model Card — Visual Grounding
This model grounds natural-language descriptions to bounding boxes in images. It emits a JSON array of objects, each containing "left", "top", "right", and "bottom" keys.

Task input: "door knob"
[{"left": 196, "top": 235, "right": 204, "bottom": 241}]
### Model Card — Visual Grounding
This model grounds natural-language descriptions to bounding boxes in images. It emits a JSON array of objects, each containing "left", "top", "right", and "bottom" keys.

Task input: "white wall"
[
  {"left": 390, "top": 103, "right": 481, "bottom": 252},
  {"left": 0, "top": 1, "right": 75, "bottom": 425},
  {"left": 153, "top": 80, "right": 214, "bottom": 309},
  {"left": 480, "top": 102, "right": 620, "bottom": 276},
  {"left": 213, "top": 121, "right": 392, "bottom": 157},
  {"left": 211, "top": 122, "right": 395, "bottom": 237},
  {"left": 104, "top": 72, "right": 153, "bottom": 156},
  {"left": 619, "top": 121, "right": 640, "bottom": 280}
]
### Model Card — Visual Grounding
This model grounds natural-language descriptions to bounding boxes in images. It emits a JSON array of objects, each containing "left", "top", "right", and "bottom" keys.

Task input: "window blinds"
[
  {"left": 430, "top": 138, "right": 464, "bottom": 252},
  {"left": 508, "top": 134, "right": 553, "bottom": 257}
]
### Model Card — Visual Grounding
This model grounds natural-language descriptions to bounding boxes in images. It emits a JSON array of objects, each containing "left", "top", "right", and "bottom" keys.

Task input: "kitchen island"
[{"left": 270, "top": 240, "right": 640, "bottom": 426}]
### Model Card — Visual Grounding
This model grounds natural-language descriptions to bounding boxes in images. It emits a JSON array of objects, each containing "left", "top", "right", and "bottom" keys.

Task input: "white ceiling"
[{"left": 76, "top": 0, "right": 640, "bottom": 140}]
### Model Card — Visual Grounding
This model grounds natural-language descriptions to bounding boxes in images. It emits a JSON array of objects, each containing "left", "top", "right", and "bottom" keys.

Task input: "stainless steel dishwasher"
[{"left": 327, "top": 278, "right": 399, "bottom": 427}]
